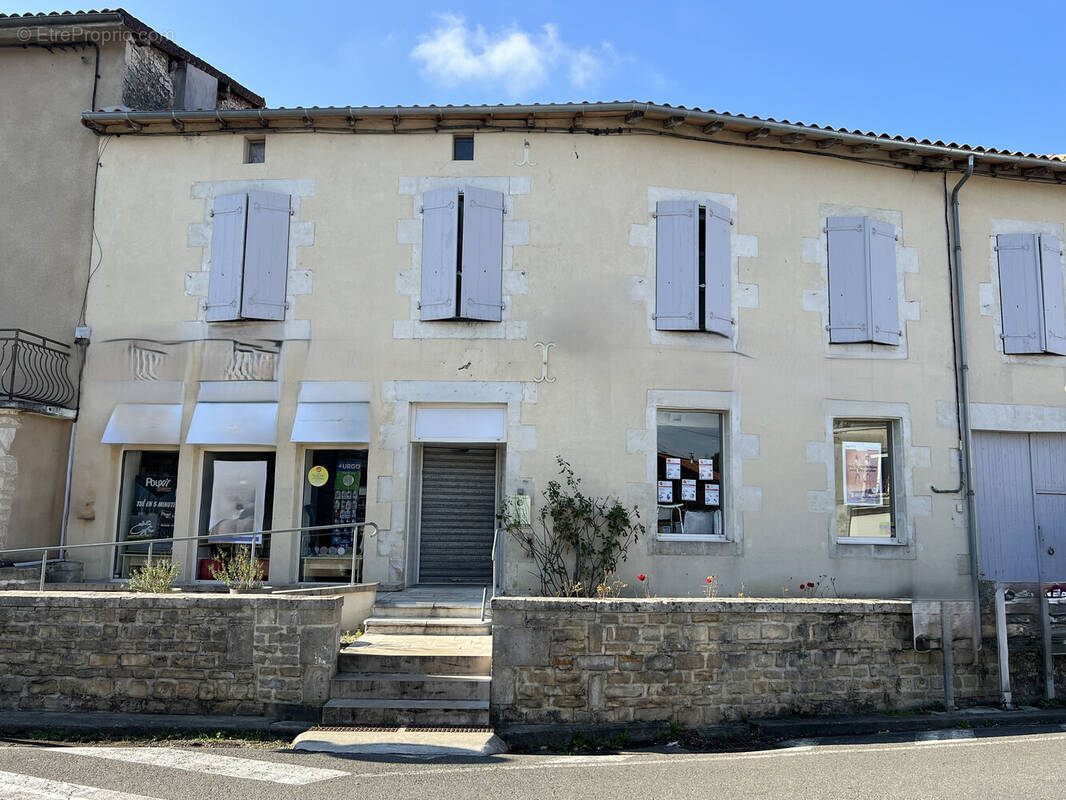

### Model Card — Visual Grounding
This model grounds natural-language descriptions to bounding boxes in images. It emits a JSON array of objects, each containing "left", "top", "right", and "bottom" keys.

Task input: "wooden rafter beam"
[{"left": 922, "top": 155, "right": 955, "bottom": 169}]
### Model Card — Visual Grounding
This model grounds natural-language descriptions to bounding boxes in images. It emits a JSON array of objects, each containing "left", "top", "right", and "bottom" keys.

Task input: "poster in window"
[
  {"left": 681, "top": 479, "right": 697, "bottom": 501},
  {"left": 843, "top": 441, "right": 883, "bottom": 507},
  {"left": 331, "top": 460, "right": 363, "bottom": 550},
  {"left": 208, "top": 460, "right": 267, "bottom": 543},
  {"left": 704, "top": 483, "right": 720, "bottom": 506},
  {"left": 126, "top": 473, "right": 176, "bottom": 541},
  {"left": 665, "top": 457, "right": 681, "bottom": 479},
  {"left": 698, "top": 458, "right": 714, "bottom": 480},
  {"left": 657, "top": 481, "right": 673, "bottom": 503}
]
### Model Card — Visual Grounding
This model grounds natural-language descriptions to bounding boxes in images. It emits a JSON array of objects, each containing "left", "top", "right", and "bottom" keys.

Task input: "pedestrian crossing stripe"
[
  {"left": 0, "top": 769, "right": 162, "bottom": 799},
  {"left": 47, "top": 747, "right": 348, "bottom": 785}
]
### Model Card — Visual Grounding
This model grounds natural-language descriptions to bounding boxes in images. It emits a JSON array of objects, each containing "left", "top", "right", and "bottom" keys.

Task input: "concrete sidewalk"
[
  {"left": 0, "top": 711, "right": 311, "bottom": 737},
  {"left": 498, "top": 706, "right": 1066, "bottom": 750},
  {"left": 1, "top": 705, "right": 1063, "bottom": 756},
  {"left": 747, "top": 705, "right": 1066, "bottom": 740}
]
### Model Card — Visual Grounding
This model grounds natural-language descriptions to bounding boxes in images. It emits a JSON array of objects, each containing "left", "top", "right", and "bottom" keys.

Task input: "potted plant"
[{"left": 208, "top": 546, "right": 265, "bottom": 594}]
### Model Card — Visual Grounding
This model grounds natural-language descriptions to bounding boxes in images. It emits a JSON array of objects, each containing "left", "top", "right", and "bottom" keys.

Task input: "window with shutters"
[
  {"left": 205, "top": 190, "right": 291, "bottom": 322},
  {"left": 419, "top": 185, "right": 504, "bottom": 322},
  {"left": 996, "top": 233, "right": 1066, "bottom": 355},
  {"left": 654, "top": 199, "right": 732, "bottom": 335},
  {"left": 826, "top": 216, "right": 900, "bottom": 345}
]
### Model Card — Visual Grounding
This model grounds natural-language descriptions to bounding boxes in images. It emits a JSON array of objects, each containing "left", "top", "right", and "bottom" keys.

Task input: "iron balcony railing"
[
  {"left": 0, "top": 521, "right": 379, "bottom": 591},
  {"left": 0, "top": 329, "right": 75, "bottom": 407}
]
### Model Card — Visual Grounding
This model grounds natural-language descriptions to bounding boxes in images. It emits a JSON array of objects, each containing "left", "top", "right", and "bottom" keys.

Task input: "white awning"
[
  {"left": 101, "top": 404, "right": 183, "bottom": 445},
  {"left": 291, "top": 402, "right": 370, "bottom": 443},
  {"left": 186, "top": 402, "right": 278, "bottom": 445},
  {"left": 414, "top": 406, "right": 506, "bottom": 442}
]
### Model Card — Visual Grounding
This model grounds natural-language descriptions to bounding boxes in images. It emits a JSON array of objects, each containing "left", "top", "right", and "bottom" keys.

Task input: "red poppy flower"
[
  {"left": 637, "top": 574, "right": 646, "bottom": 581},
  {"left": 706, "top": 577, "right": 713, "bottom": 583}
]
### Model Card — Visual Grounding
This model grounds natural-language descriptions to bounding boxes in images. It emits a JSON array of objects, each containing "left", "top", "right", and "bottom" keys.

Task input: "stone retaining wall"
[
  {"left": 491, "top": 597, "right": 1065, "bottom": 728},
  {"left": 0, "top": 591, "right": 342, "bottom": 718}
]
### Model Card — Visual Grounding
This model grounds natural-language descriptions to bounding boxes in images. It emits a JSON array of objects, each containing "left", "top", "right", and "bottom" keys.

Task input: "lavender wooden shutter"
[
  {"left": 205, "top": 193, "right": 246, "bottom": 322},
  {"left": 240, "top": 190, "right": 291, "bottom": 321},
  {"left": 869, "top": 220, "right": 900, "bottom": 345},
  {"left": 827, "top": 216, "right": 871, "bottom": 343},
  {"left": 997, "top": 233, "right": 1044, "bottom": 354},
  {"left": 459, "top": 186, "right": 504, "bottom": 321},
  {"left": 420, "top": 186, "right": 459, "bottom": 320},
  {"left": 655, "top": 200, "right": 698, "bottom": 330},
  {"left": 1039, "top": 234, "right": 1066, "bottom": 355},
  {"left": 704, "top": 200, "right": 732, "bottom": 337}
]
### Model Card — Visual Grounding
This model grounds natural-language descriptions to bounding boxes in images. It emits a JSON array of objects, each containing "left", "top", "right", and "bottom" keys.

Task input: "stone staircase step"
[
  {"left": 363, "top": 616, "right": 492, "bottom": 636},
  {"left": 338, "top": 651, "right": 492, "bottom": 676},
  {"left": 322, "top": 698, "right": 490, "bottom": 727},
  {"left": 329, "top": 672, "right": 490, "bottom": 701},
  {"left": 338, "top": 633, "right": 492, "bottom": 676},
  {"left": 371, "top": 602, "right": 488, "bottom": 620}
]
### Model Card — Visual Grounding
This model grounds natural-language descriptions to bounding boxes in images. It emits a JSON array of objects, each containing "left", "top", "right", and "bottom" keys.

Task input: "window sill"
[
  {"left": 656, "top": 534, "right": 730, "bottom": 543},
  {"left": 836, "top": 537, "right": 904, "bottom": 546}
]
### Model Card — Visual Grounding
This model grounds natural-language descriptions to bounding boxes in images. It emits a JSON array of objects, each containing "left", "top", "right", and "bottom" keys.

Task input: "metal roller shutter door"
[{"left": 418, "top": 446, "right": 497, "bottom": 583}]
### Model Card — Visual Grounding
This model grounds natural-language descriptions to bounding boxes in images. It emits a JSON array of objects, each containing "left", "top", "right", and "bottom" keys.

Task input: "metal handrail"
[
  {"left": 0, "top": 521, "right": 379, "bottom": 591},
  {"left": 484, "top": 525, "right": 501, "bottom": 621}
]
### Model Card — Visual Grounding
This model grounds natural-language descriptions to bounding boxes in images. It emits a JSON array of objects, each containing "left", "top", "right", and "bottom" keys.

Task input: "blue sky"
[{"left": 11, "top": 1, "right": 1066, "bottom": 153}]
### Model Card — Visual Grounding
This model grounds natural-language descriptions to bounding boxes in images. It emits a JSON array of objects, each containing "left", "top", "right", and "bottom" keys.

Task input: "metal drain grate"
[{"left": 309, "top": 726, "right": 495, "bottom": 733}]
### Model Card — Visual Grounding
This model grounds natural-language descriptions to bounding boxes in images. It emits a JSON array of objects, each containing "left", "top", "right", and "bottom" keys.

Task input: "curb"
[
  {"left": 749, "top": 707, "right": 1066, "bottom": 740},
  {"left": 0, "top": 711, "right": 312, "bottom": 737}
]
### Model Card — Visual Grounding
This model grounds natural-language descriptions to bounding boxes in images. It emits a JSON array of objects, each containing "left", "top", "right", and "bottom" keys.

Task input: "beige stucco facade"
[
  {"left": 0, "top": 13, "right": 261, "bottom": 557},
  {"left": 0, "top": 36, "right": 118, "bottom": 555},
  {"left": 63, "top": 112, "right": 1066, "bottom": 598}
]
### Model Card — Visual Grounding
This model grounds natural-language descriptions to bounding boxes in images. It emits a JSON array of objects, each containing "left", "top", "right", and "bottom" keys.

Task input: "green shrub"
[
  {"left": 505, "top": 456, "right": 644, "bottom": 597},
  {"left": 128, "top": 560, "right": 181, "bottom": 593},
  {"left": 208, "top": 547, "right": 265, "bottom": 591}
]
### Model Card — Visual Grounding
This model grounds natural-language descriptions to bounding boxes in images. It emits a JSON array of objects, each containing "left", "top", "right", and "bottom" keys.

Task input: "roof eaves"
[{"left": 80, "top": 102, "right": 1066, "bottom": 175}]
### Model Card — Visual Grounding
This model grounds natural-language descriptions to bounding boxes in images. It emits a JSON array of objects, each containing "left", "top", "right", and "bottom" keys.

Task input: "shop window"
[
  {"left": 114, "top": 451, "right": 179, "bottom": 578},
  {"left": 196, "top": 452, "right": 275, "bottom": 580},
  {"left": 299, "top": 449, "right": 368, "bottom": 582},
  {"left": 656, "top": 410, "right": 724, "bottom": 537},
  {"left": 419, "top": 185, "right": 504, "bottom": 322},
  {"left": 834, "top": 419, "right": 895, "bottom": 539}
]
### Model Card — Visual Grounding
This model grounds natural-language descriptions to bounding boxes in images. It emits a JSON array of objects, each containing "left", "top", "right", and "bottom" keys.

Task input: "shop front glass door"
[{"left": 300, "top": 449, "right": 368, "bottom": 582}]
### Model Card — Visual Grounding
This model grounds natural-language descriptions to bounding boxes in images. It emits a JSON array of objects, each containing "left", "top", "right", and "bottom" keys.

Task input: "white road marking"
[
  {"left": 337, "top": 731, "right": 1066, "bottom": 782},
  {"left": 543, "top": 754, "right": 633, "bottom": 765},
  {"left": 916, "top": 729, "right": 975, "bottom": 741},
  {"left": 47, "top": 747, "right": 348, "bottom": 786},
  {"left": 0, "top": 769, "right": 162, "bottom": 799}
]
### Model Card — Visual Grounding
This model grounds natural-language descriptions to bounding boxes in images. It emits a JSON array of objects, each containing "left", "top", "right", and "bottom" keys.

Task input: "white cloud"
[
  {"left": 569, "top": 43, "right": 617, "bottom": 90},
  {"left": 411, "top": 15, "right": 615, "bottom": 97}
]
